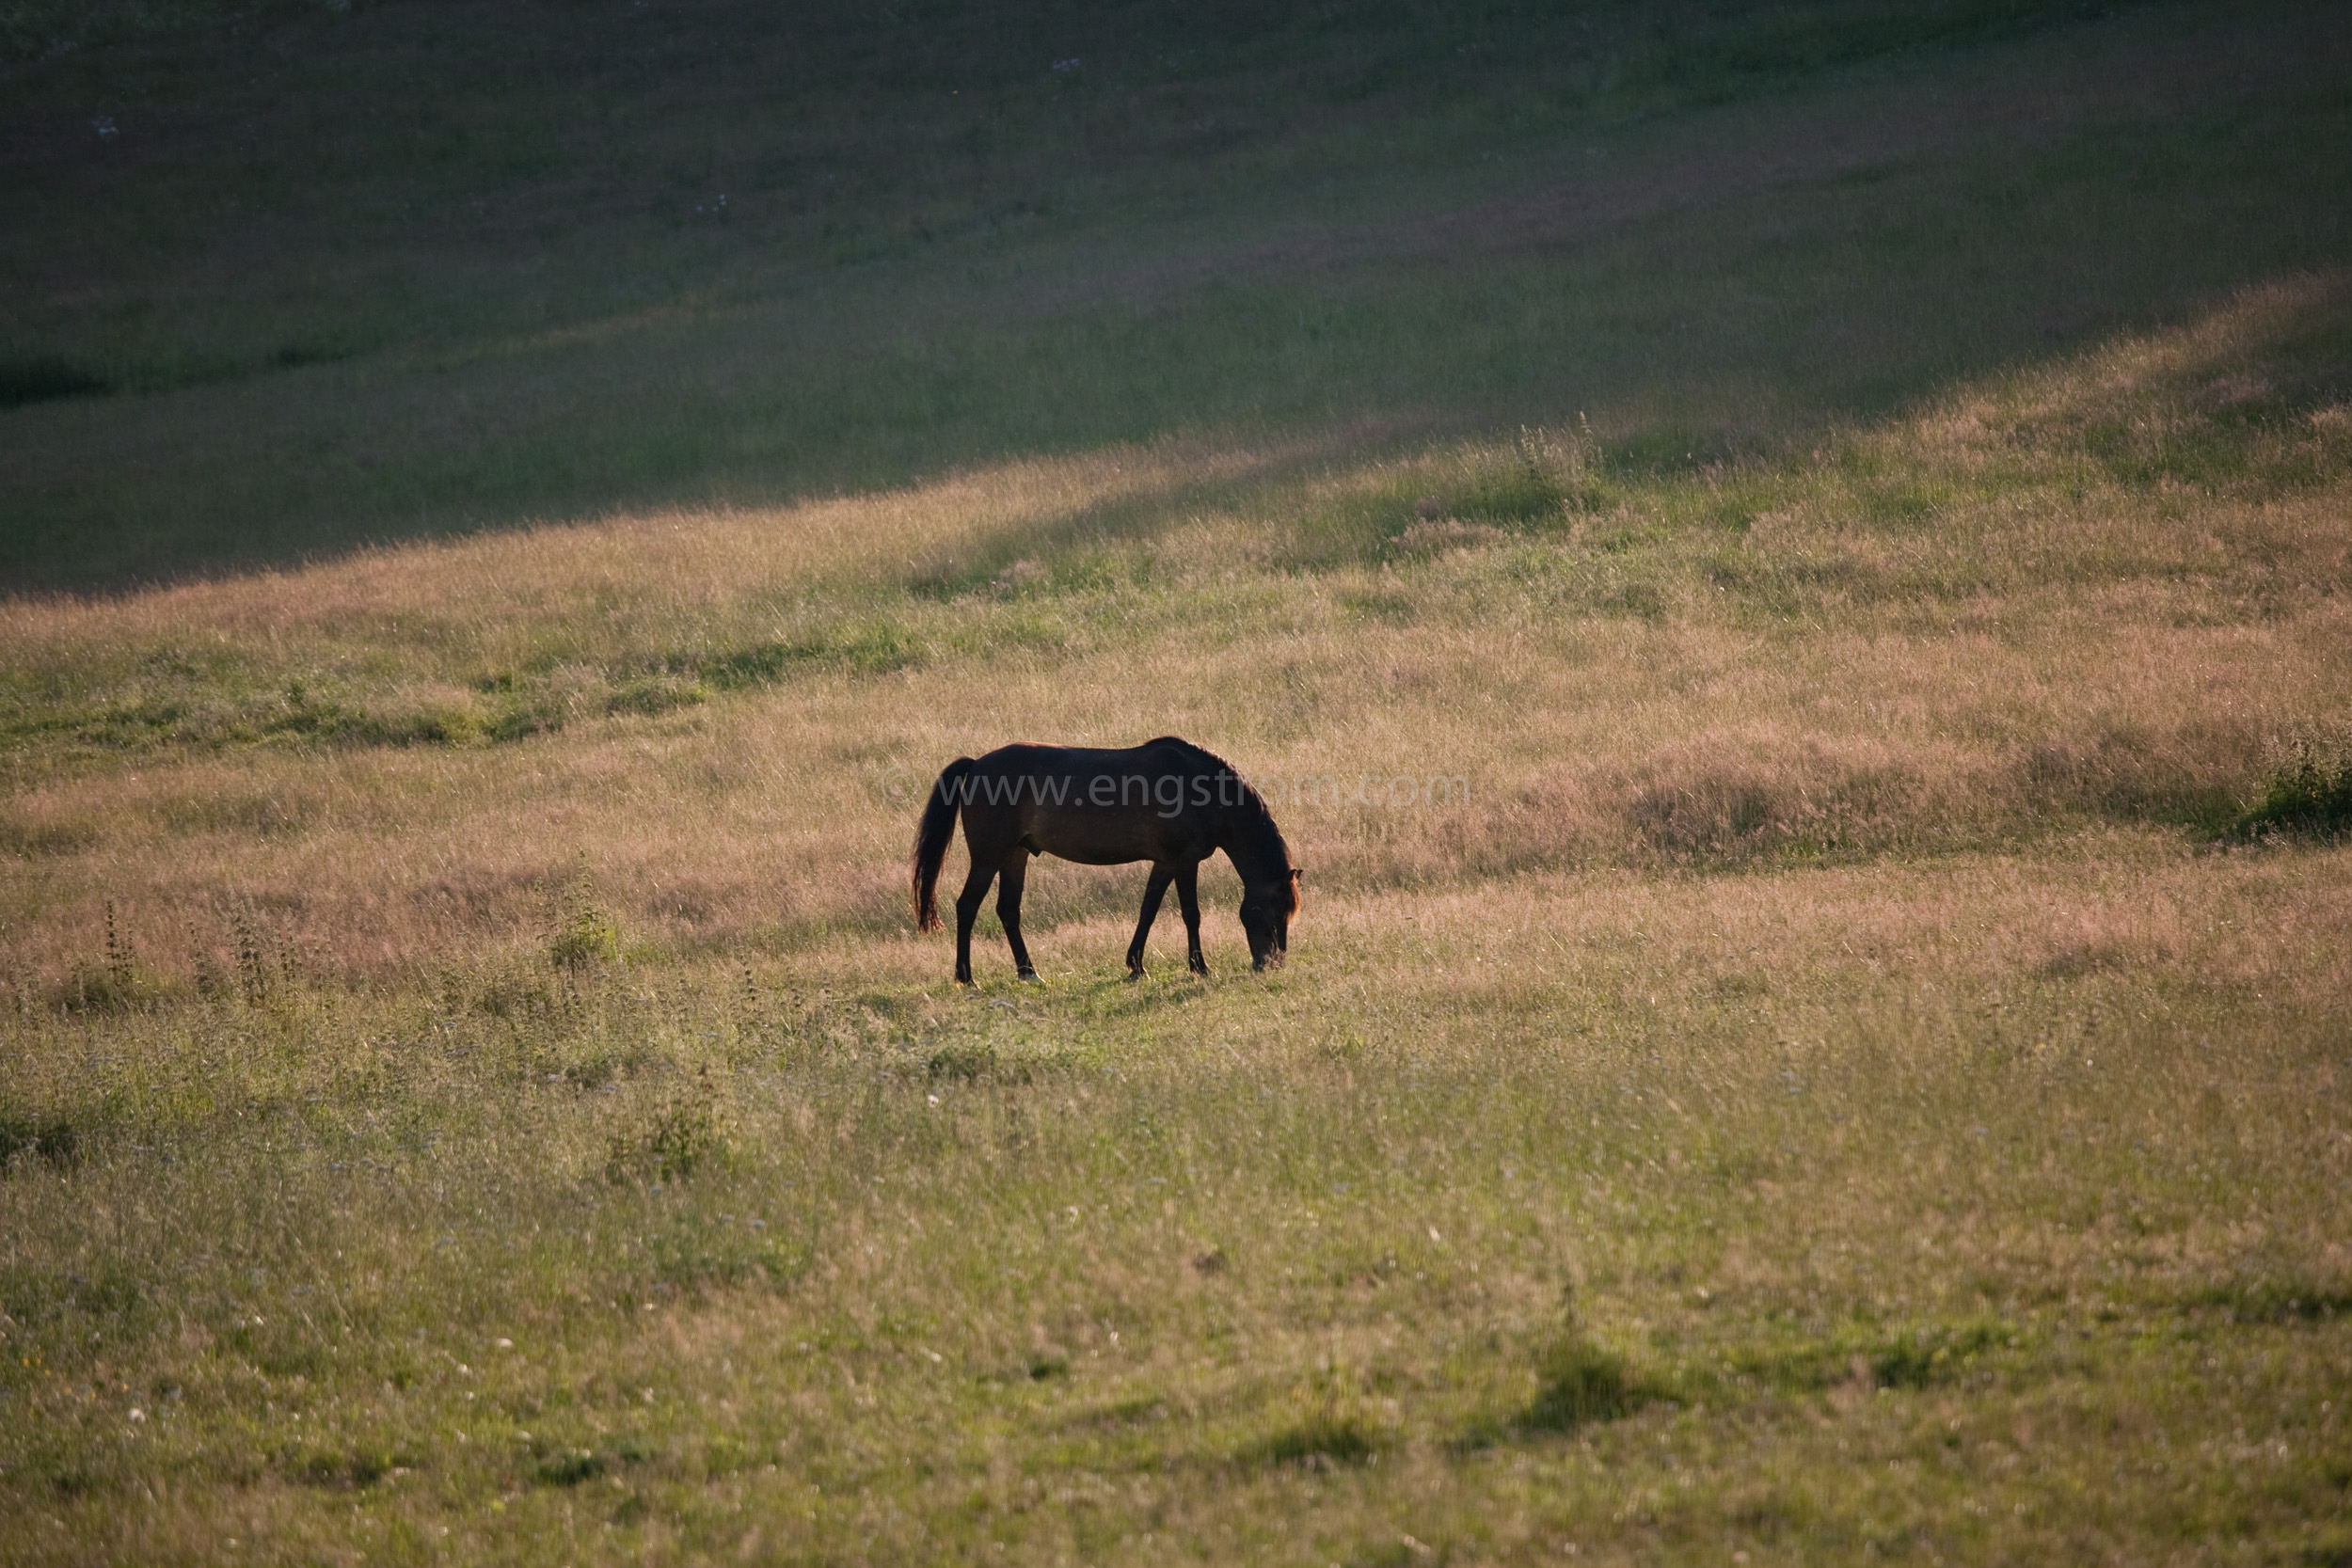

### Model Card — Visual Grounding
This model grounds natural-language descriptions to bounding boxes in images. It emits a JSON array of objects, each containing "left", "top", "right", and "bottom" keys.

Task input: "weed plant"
[{"left": 2240, "top": 728, "right": 2352, "bottom": 841}]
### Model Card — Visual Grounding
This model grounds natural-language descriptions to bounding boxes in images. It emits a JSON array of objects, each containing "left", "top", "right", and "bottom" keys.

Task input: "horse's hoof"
[
  {"left": 1125, "top": 967, "right": 1145, "bottom": 982},
  {"left": 1017, "top": 968, "right": 1041, "bottom": 983}
]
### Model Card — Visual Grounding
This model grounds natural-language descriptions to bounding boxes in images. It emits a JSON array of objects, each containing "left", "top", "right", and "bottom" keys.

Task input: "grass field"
[{"left": 5, "top": 1, "right": 2352, "bottom": 1563}]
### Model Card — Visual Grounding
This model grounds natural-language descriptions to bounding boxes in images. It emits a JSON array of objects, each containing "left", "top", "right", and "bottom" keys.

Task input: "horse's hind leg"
[
  {"left": 995, "top": 850, "right": 1039, "bottom": 981},
  {"left": 1126, "top": 863, "right": 1174, "bottom": 978},
  {"left": 952, "top": 858, "right": 997, "bottom": 986},
  {"left": 1174, "top": 860, "right": 1209, "bottom": 975}
]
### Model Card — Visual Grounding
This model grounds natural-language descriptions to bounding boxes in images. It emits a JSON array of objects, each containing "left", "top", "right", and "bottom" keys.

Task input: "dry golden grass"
[{"left": 7, "top": 278, "right": 2349, "bottom": 994}]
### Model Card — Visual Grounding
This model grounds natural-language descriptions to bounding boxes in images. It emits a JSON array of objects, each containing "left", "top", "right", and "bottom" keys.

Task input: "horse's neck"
[{"left": 1217, "top": 812, "right": 1280, "bottom": 885}]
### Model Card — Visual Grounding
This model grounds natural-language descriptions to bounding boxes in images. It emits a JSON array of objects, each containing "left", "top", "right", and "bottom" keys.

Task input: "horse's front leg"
[
  {"left": 952, "top": 858, "right": 996, "bottom": 986},
  {"left": 995, "top": 850, "right": 1039, "bottom": 981},
  {"left": 1174, "top": 860, "right": 1208, "bottom": 976},
  {"left": 1126, "top": 863, "right": 1175, "bottom": 979}
]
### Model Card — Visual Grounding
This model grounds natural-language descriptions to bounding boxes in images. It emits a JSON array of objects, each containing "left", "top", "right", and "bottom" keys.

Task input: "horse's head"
[{"left": 1240, "top": 866, "right": 1302, "bottom": 971}]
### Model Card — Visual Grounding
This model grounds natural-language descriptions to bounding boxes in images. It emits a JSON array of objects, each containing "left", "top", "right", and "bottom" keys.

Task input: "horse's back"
[{"left": 973, "top": 736, "right": 1204, "bottom": 777}]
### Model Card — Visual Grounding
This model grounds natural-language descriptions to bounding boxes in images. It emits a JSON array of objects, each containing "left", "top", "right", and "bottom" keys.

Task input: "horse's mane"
[{"left": 1160, "top": 736, "right": 1295, "bottom": 907}]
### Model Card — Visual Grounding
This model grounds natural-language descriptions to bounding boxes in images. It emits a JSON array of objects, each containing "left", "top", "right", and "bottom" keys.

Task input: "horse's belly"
[{"left": 1024, "top": 803, "right": 1191, "bottom": 866}]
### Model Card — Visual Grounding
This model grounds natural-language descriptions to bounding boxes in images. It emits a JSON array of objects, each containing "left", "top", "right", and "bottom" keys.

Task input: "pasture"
[{"left": 4, "top": 1, "right": 2351, "bottom": 1561}]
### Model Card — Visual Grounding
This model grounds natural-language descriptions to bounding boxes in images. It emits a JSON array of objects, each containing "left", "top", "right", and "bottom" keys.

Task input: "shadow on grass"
[
  {"left": 8, "top": 4, "right": 2348, "bottom": 592},
  {"left": 1458, "top": 1320, "right": 1664, "bottom": 1451},
  {"left": 0, "top": 1111, "right": 82, "bottom": 1173},
  {"left": 1241, "top": 1411, "right": 1382, "bottom": 1471},
  {"left": 2236, "top": 733, "right": 2352, "bottom": 843},
  {"left": 286, "top": 1444, "right": 415, "bottom": 1491},
  {"left": 0, "top": 356, "right": 108, "bottom": 409},
  {"left": 1522, "top": 1335, "right": 1651, "bottom": 1432},
  {"left": 1723, "top": 1318, "right": 2017, "bottom": 1394},
  {"left": 2178, "top": 1278, "right": 2352, "bottom": 1324}
]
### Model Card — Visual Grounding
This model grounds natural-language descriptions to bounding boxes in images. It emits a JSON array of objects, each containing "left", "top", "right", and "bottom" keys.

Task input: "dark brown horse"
[{"left": 912, "top": 736, "right": 1301, "bottom": 984}]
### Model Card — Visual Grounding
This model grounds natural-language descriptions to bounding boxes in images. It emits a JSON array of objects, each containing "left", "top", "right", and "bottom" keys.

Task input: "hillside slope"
[
  {"left": 5, "top": 0, "right": 2348, "bottom": 586},
  {"left": 3, "top": 7, "right": 2350, "bottom": 1564}
]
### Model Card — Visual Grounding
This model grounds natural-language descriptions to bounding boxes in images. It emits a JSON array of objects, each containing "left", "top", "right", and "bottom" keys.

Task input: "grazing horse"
[{"left": 911, "top": 736, "right": 1302, "bottom": 984}]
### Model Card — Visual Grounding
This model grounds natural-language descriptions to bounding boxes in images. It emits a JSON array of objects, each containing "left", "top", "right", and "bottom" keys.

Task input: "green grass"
[{"left": 3, "top": 911, "right": 2347, "bottom": 1561}]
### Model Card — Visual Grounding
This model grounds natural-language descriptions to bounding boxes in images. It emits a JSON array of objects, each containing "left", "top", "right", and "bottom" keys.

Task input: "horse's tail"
[{"left": 912, "top": 757, "right": 975, "bottom": 933}]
